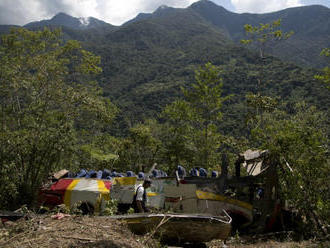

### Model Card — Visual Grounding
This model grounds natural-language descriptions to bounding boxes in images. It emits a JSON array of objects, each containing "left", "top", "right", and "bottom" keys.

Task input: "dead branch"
[{"left": 143, "top": 216, "right": 172, "bottom": 244}]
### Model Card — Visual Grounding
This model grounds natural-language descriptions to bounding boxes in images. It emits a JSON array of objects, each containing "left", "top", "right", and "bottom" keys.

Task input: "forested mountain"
[
  {"left": 86, "top": 6, "right": 328, "bottom": 136},
  {"left": 190, "top": 0, "right": 330, "bottom": 68},
  {"left": 0, "top": 0, "right": 329, "bottom": 136},
  {"left": 2, "top": 0, "right": 329, "bottom": 67},
  {"left": 126, "top": 0, "right": 330, "bottom": 68}
]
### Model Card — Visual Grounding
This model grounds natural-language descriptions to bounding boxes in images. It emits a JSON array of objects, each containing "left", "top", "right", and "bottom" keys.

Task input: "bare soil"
[{"left": 0, "top": 214, "right": 147, "bottom": 248}]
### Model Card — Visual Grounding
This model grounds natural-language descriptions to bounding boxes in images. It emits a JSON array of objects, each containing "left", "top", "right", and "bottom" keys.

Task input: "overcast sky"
[{"left": 0, "top": 0, "right": 329, "bottom": 26}]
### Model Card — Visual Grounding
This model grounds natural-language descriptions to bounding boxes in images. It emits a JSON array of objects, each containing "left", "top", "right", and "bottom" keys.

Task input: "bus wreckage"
[{"left": 38, "top": 149, "right": 284, "bottom": 244}]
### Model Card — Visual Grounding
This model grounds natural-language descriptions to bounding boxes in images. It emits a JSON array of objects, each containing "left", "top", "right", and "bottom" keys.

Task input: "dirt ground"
[
  {"left": 0, "top": 215, "right": 328, "bottom": 248},
  {"left": 0, "top": 214, "right": 149, "bottom": 248},
  {"left": 208, "top": 238, "right": 327, "bottom": 248}
]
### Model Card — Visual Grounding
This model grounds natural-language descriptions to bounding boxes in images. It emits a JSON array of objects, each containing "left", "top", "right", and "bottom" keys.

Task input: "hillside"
[
  {"left": 2, "top": 1, "right": 329, "bottom": 68},
  {"left": 190, "top": 0, "right": 330, "bottom": 68},
  {"left": 83, "top": 5, "right": 329, "bottom": 135},
  {"left": 126, "top": 0, "right": 330, "bottom": 68},
  {"left": 0, "top": 1, "right": 329, "bottom": 136}
]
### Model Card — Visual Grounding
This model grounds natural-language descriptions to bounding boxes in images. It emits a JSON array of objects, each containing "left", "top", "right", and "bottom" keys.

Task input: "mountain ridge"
[
  {"left": 117, "top": 0, "right": 330, "bottom": 67},
  {"left": 24, "top": 12, "right": 116, "bottom": 30},
  {"left": 1, "top": 2, "right": 329, "bottom": 68},
  {"left": 189, "top": 1, "right": 330, "bottom": 67},
  {"left": 0, "top": 0, "right": 329, "bottom": 136}
]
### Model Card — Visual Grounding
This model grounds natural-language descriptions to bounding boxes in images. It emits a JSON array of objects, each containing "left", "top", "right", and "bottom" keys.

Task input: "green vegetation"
[
  {"left": 240, "top": 19, "right": 329, "bottom": 236},
  {"left": 115, "top": 120, "right": 162, "bottom": 172},
  {"left": 315, "top": 48, "right": 330, "bottom": 89},
  {"left": 190, "top": 1, "right": 330, "bottom": 68},
  {"left": 161, "top": 63, "right": 228, "bottom": 170},
  {"left": 251, "top": 103, "right": 329, "bottom": 236},
  {"left": 241, "top": 19, "right": 294, "bottom": 59},
  {"left": 241, "top": 19, "right": 292, "bottom": 128},
  {"left": 0, "top": 9, "right": 329, "bottom": 238},
  {"left": 102, "top": 199, "right": 118, "bottom": 216},
  {"left": 0, "top": 28, "right": 116, "bottom": 208}
]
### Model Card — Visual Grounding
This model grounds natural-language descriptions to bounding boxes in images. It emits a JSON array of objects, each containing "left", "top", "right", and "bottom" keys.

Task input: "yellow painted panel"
[
  {"left": 113, "top": 177, "right": 137, "bottom": 185},
  {"left": 97, "top": 180, "right": 110, "bottom": 201},
  {"left": 147, "top": 192, "right": 158, "bottom": 197},
  {"left": 63, "top": 179, "right": 80, "bottom": 207},
  {"left": 123, "top": 219, "right": 142, "bottom": 224},
  {"left": 97, "top": 180, "right": 110, "bottom": 193},
  {"left": 195, "top": 190, "right": 253, "bottom": 210}
]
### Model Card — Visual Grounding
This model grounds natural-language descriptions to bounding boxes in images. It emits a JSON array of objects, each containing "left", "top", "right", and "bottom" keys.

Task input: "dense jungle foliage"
[{"left": 0, "top": 2, "right": 329, "bottom": 238}]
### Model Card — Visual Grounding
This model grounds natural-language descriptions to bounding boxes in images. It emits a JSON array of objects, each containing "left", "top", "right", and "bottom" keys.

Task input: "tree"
[
  {"left": 242, "top": 22, "right": 330, "bottom": 237},
  {"left": 241, "top": 19, "right": 293, "bottom": 59},
  {"left": 162, "top": 63, "right": 229, "bottom": 170},
  {"left": 161, "top": 100, "right": 196, "bottom": 171},
  {"left": 241, "top": 19, "right": 293, "bottom": 127},
  {"left": 251, "top": 103, "right": 329, "bottom": 237},
  {"left": 0, "top": 28, "right": 116, "bottom": 208},
  {"left": 116, "top": 119, "right": 162, "bottom": 173},
  {"left": 77, "top": 134, "right": 121, "bottom": 170}
]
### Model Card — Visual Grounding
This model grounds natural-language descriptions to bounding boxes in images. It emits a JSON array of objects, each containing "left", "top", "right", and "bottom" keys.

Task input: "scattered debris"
[
  {"left": 52, "top": 169, "right": 69, "bottom": 180},
  {"left": 0, "top": 211, "right": 25, "bottom": 223},
  {"left": 51, "top": 213, "right": 70, "bottom": 220}
]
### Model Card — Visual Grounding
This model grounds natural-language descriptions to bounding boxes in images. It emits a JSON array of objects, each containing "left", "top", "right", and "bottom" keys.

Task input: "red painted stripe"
[
  {"left": 49, "top": 178, "right": 74, "bottom": 203},
  {"left": 103, "top": 180, "right": 112, "bottom": 190},
  {"left": 51, "top": 178, "right": 74, "bottom": 191}
]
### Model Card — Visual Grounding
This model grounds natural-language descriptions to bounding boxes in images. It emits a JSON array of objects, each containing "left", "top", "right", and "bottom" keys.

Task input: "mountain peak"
[
  {"left": 191, "top": 0, "right": 235, "bottom": 12},
  {"left": 154, "top": 4, "right": 174, "bottom": 15},
  {"left": 158, "top": 5, "right": 169, "bottom": 10},
  {"left": 193, "top": 0, "right": 217, "bottom": 6},
  {"left": 52, "top": 12, "right": 71, "bottom": 18},
  {"left": 50, "top": 12, "right": 77, "bottom": 23},
  {"left": 25, "top": 12, "right": 113, "bottom": 30}
]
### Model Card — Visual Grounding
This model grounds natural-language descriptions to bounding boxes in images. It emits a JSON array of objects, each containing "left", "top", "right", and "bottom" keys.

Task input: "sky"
[{"left": 0, "top": 0, "right": 329, "bottom": 26}]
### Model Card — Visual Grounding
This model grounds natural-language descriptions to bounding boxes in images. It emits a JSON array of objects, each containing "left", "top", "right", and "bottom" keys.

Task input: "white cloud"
[
  {"left": 92, "top": 0, "right": 198, "bottom": 25},
  {"left": 0, "top": 0, "right": 328, "bottom": 26},
  {"left": 231, "top": 0, "right": 302, "bottom": 13},
  {"left": 0, "top": 0, "right": 199, "bottom": 26},
  {"left": 0, "top": 0, "right": 48, "bottom": 25},
  {"left": 0, "top": 0, "right": 198, "bottom": 25}
]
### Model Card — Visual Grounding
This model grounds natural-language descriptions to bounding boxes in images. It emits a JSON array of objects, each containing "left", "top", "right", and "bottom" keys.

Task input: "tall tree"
[
  {"left": 162, "top": 63, "right": 228, "bottom": 170},
  {"left": 241, "top": 19, "right": 293, "bottom": 59},
  {"left": 241, "top": 19, "right": 293, "bottom": 127},
  {"left": 161, "top": 100, "right": 196, "bottom": 171},
  {"left": 0, "top": 28, "right": 116, "bottom": 208}
]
